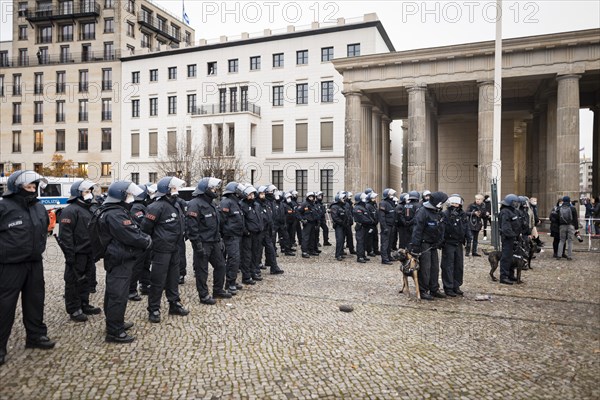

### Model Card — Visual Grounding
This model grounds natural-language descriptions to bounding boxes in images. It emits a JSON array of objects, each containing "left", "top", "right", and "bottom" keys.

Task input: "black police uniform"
[
  {"left": 256, "top": 197, "right": 280, "bottom": 271},
  {"left": 58, "top": 199, "right": 96, "bottom": 316},
  {"left": 329, "top": 201, "right": 347, "bottom": 259},
  {"left": 440, "top": 206, "right": 471, "bottom": 294},
  {"left": 298, "top": 199, "right": 318, "bottom": 255},
  {"left": 283, "top": 198, "right": 298, "bottom": 250},
  {"left": 99, "top": 203, "right": 150, "bottom": 337},
  {"left": 272, "top": 197, "right": 291, "bottom": 254},
  {"left": 142, "top": 197, "right": 185, "bottom": 314},
  {"left": 129, "top": 200, "right": 151, "bottom": 296},
  {"left": 396, "top": 200, "right": 417, "bottom": 250},
  {"left": 353, "top": 201, "right": 374, "bottom": 261},
  {"left": 343, "top": 199, "right": 355, "bottom": 253},
  {"left": 219, "top": 194, "right": 245, "bottom": 289},
  {"left": 498, "top": 205, "right": 522, "bottom": 281},
  {"left": 175, "top": 197, "right": 189, "bottom": 280},
  {"left": 0, "top": 193, "right": 51, "bottom": 360},
  {"left": 365, "top": 200, "right": 379, "bottom": 256},
  {"left": 378, "top": 198, "right": 396, "bottom": 263},
  {"left": 315, "top": 198, "right": 330, "bottom": 246},
  {"left": 186, "top": 194, "right": 228, "bottom": 298},
  {"left": 410, "top": 206, "right": 445, "bottom": 296},
  {"left": 240, "top": 197, "right": 263, "bottom": 282}
]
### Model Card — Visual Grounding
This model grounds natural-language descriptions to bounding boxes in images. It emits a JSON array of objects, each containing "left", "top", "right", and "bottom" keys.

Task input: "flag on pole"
[{"left": 182, "top": 0, "right": 190, "bottom": 25}]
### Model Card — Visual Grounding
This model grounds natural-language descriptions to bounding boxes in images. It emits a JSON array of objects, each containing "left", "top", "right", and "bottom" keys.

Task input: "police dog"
[
  {"left": 483, "top": 241, "right": 528, "bottom": 284},
  {"left": 523, "top": 237, "right": 541, "bottom": 270},
  {"left": 394, "top": 249, "right": 421, "bottom": 300}
]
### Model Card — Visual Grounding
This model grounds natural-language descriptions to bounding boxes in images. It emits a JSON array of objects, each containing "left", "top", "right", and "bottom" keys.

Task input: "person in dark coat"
[
  {"left": 549, "top": 200, "right": 562, "bottom": 258},
  {"left": 440, "top": 195, "right": 471, "bottom": 297},
  {"left": 343, "top": 193, "right": 356, "bottom": 255},
  {"left": 378, "top": 188, "right": 397, "bottom": 264},
  {"left": 465, "top": 194, "right": 486, "bottom": 257},
  {"left": 352, "top": 192, "right": 375, "bottom": 263},
  {"left": 128, "top": 183, "right": 155, "bottom": 300},
  {"left": 219, "top": 182, "right": 246, "bottom": 294},
  {"left": 298, "top": 192, "right": 319, "bottom": 258},
  {"left": 329, "top": 192, "right": 348, "bottom": 261},
  {"left": 498, "top": 194, "right": 523, "bottom": 284},
  {"left": 58, "top": 179, "right": 102, "bottom": 322},
  {"left": 239, "top": 185, "right": 262, "bottom": 284},
  {"left": 0, "top": 171, "right": 55, "bottom": 365}
]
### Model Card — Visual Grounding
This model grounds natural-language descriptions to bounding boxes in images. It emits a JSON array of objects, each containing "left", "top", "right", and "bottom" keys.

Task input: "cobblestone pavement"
[{"left": 1, "top": 238, "right": 599, "bottom": 399}]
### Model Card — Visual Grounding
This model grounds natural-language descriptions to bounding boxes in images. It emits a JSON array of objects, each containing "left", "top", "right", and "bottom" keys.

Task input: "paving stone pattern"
[{"left": 1, "top": 240, "right": 598, "bottom": 399}]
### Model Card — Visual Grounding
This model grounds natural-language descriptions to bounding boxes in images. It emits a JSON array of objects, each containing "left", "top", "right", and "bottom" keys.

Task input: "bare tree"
[{"left": 198, "top": 155, "right": 243, "bottom": 185}]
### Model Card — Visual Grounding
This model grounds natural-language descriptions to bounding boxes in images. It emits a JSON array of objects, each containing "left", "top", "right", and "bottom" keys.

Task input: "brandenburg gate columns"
[
  {"left": 407, "top": 84, "right": 427, "bottom": 192},
  {"left": 343, "top": 91, "right": 363, "bottom": 194},
  {"left": 477, "top": 81, "right": 494, "bottom": 196},
  {"left": 556, "top": 74, "right": 581, "bottom": 201}
]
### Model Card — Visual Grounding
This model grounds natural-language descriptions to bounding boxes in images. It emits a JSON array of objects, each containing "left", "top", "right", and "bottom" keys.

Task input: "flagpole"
[{"left": 493, "top": 0, "right": 502, "bottom": 198}]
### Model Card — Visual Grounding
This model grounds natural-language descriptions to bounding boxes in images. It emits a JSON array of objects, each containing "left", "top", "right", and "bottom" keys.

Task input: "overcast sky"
[{"left": 0, "top": 0, "right": 598, "bottom": 156}]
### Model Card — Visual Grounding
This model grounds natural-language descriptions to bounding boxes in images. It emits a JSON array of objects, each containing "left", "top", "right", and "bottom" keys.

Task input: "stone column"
[
  {"left": 556, "top": 74, "right": 581, "bottom": 201},
  {"left": 402, "top": 123, "right": 409, "bottom": 192},
  {"left": 525, "top": 116, "right": 539, "bottom": 196},
  {"left": 546, "top": 93, "right": 558, "bottom": 209},
  {"left": 343, "top": 91, "right": 363, "bottom": 193},
  {"left": 477, "top": 81, "right": 494, "bottom": 196},
  {"left": 407, "top": 85, "right": 427, "bottom": 191},
  {"left": 592, "top": 104, "right": 599, "bottom": 197},
  {"left": 372, "top": 108, "right": 383, "bottom": 194},
  {"left": 426, "top": 94, "right": 438, "bottom": 191},
  {"left": 381, "top": 115, "right": 391, "bottom": 191},
  {"left": 361, "top": 100, "right": 373, "bottom": 191},
  {"left": 513, "top": 121, "right": 527, "bottom": 195},
  {"left": 536, "top": 103, "right": 548, "bottom": 215}
]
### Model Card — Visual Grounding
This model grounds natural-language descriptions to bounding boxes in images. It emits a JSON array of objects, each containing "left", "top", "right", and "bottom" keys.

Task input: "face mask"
[
  {"left": 17, "top": 187, "right": 38, "bottom": 202},
  {"left": 206, "top": 189, "right": 218, "bottom": 199},
  {"left": 125, "top": 195, "right": 135, "bottom": 204},
  {"left": 83, "top": 193, "right": 94, "bottom": 202}
]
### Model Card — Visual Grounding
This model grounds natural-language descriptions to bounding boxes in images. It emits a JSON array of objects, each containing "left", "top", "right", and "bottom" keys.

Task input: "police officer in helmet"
[
  {"left": 0, "top": 171, "right": 55, "bottom": 365},
  {"left": 498, "top": 194, "right": 522, "bottom": 284}
]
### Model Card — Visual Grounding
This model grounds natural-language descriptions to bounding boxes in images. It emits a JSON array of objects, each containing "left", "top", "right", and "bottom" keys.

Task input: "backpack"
[
  {"left": 559, "top": 205, "right": 573, "bottom": 225},
  {"left": 88, "top": 205, "right": 118, "bottom": 262}
]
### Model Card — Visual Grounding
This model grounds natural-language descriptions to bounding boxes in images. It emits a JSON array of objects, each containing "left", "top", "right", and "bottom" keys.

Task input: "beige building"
[{"left": 0, "top": 0, "right": 194, "bottom": 186}]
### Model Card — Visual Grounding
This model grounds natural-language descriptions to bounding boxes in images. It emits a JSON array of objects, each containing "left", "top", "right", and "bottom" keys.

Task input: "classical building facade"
[
  {"left": 0, "top": 0, "right": 194, "bottom": 187},
  {"left": 119, "top": 14, "right": 394, "bottom": 201},
  {"left": 333, "top": 29, "right": 600, "bottom": 215}
]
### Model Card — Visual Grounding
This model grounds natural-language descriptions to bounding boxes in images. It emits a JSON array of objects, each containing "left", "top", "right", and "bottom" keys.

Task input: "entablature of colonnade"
[{"left": 333, "top": 29, "right": 600, "bottom": 94}]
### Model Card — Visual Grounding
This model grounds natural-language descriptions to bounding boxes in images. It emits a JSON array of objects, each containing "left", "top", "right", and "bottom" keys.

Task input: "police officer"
[
  {"left": 272, "top": 188, "right": 294, "bottom": 256},
  {"left": 298, "top": 192, "right": 319, "bottom": 258},
  {"left": 352, "top": 192, "right": 374, "bottom": 263},
  {"left": 98, "top": 181, "right": 152, "bottom": 343},
  {"left": 364, "top": 189, "right": 379, "bottom": 257},
  {"left": 441, "top": 195, "right": 471, "bottom": 297},
  {"left": 239, "top": 185, "right": 262, "bottom": 283},
  {"left": 291, "top": 190, "right": 303, "bottom": 247},
  {"left": 315, "top": 191, "right": 331, "bottom": 246},
  {"left": 186, "top": 177, "right": 233, "bottom": 305},
  {"left": 397, "top": 191, "right": 419, "bottom": 250},
  {"left": 128, "top": 184, "right": 154, "bottom": 300},
  {"left": 343, "top": 192, "right": 356, "bottom": 255},
  {"left": 409, "top": 191, "right": 448, "bottom": 300},
  {"left": 262, "top": 186, "right": 286, "bottom": 274},
  {"left": 378, "top": 188, "right": 397, "bottom": 265},
  {"left": 142, "top": 177, "right": 189, "bottom": 323},
  {"left": 58, "top": 179, "right": 102, "bottom": 322},
  {"left": 329, "top": 192, "right": 348, "bottom": 261},
  {"left": 498, "top": 194, "right": 522, "bottom": 284},
  {"left": 219, "top": 182, "right": 245, "bottom": 294},
  {"left": 175, "top": 195, "right": 189, "bottom": 285},
  {"left": 283, "top": 191, "right": 298, "bottom": 252},
  {"left": 0, "top": 171, "right": 55, "bottom": 365}
]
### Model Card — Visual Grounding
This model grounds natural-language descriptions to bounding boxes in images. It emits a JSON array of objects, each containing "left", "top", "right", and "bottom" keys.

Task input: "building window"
[
  {"left": 228, "top": 59, "right": 238, "bottom": 73},
  {"left": 187, "top": 94, "right": 196, "bottom": 113},
  {"left": 167, "top": 130, "right": 177, "bottom": 155},
  {"left": 272, "top": 125, "right": 283, "bottom": 153},
  {"left": 58, "top": 24, "right": 73, "bottom": 42},
  {"left": 12, "top": 102, "right": 22, "bottom": 124},
  {"left": 148, "top": 172, "right": 158, "bottom": 183},
  {"left": 78, "top": 163, "right": 88, "bottom": 176},
  {"left": 185, "top": 31, "right": 191, "bottom": 46},
  {"left": 187, "top": 64, "right": 196, "bottom": 78},
  {"left": 102, "top": 68, "right": 112, "bottom": 91},
  {"left": 0, "top": 75, "right": 4, "bottom": 97},
  {"left": 59, "top": 0, "right": 73, "bottom": 14},
  {"left": 18, "top": 25, "right": 27, "bottom": 40},
  {"left": 321, "top": 47, "right": 334, "bottom": 62},
  {"left": 78, "top": 129, "right": 88, "bottom": 151},
  {"left": 56, "top": 130, "right": 65, "bottom": 152},
  {"left": 141, "top": 32, "right": 151, "bottom": 48},
  {"left": 56, "top": 71, "right": 66, "bottom": 93},
  {"left": 241, "top": 86, "right": 248, "bottom": 111},
  {"left": 321, "top": 122, "right": 333, "bottom": 151},
  {"left": 80, "top": 22, "right": 95, "bottom": 40},
  {"left": 34, "top": 102, "right": 43, "bottom": 123},
  {"left": 320, "top": 170, "right": 334, "bottom": 203},
  {"left": 296, "top": 170, "right": 308, "bottom": 198},
  {"left": 131, "top": 71, "right": 140, "bottom": 84},
  {"left": 13, "top": 74, "right": 22, "bottom": 96},
  {"left": 207, "top": 62, "right": 217, "bottom": 75},
  {"left": 131, "top": 132, "right": 139, "bottom": 157},
  {"left": 104, "top": 18, "right": 114, "bottom": 33},
  {"left": 149, "top": 131, "right": 158, "bottom": 156},
  {"left": 37, "top": 47, "right": 49, "bottom": 65},
  {"left": 34, "top": 73, "right": 43, "bottom": 95},
  {"left": 150, "top": 69, "right": 158, "bottom": 82},
  {"left": 132, "top": 99, "right": 140, "bottom": 117},
  {"left": 272, "top": 170, "right": 284, "bottom": 190},
  {"left": 18, "top": 48, "right": 28, "bottom": 66},
  {"left": 168, "top": 96, "right": 177, "bottom": 115},
  {"left": 296, "top": 123, "right": 308, "bottom": 152},
  {"left": 101, "top": 163, "right": 111, "bottom": 177},
  {"left": 60, "top": 45, "right": 70, "bottom": 62},
  {"left": 34, "top": 130, "right": 44, "bottom": 152},
  {"left": 0, "top": 51, "right": 8, "bottom": 67},
  {"left": 79, "top": 70, "right": 88, "bottom": 92},
  {"left": 168, "top": 66, "right": 177, "bottom": 80},
  {"left": 78, "top": 99, "right": 88, "bottom": 122},
  {"left": 82, "top": 43, "right": 91, "bottom": 62},
  {"left": 296, "top": 83, "right": 308, "bottom": 105},
  {"left": 127, "top": 21, "right": 135, "bottom": 37},
  {"left": 273, "top": 86, "right": 283, "bottom": 107},
  {"left": 321, "top": 81, "right": 334, "bottom": 103},
  {"left": 250, "top": 56, "right": 261, "bottom": 71},
  {"left": 149, "top": 98, "right": 158, "bottom": 116},
  {"left": 296, "top": 50, "right": 308, "bottom": 65},
  {"left": 105, "top": 0, "right": 114, "bottom": 8},
  {"left": 104, "top": 42, "right": 114, "bottom": 60},
  {"left": 347, "top": 43, "right": 361, "bottom": 57},
  {"left": 127, "top": 45, "right": 134, "bottom": 55},
  {"left": 102, "top": 128, "right": 112, "bottom": 151},
  {"left": 219, "top": 89, "right": 226, "bottom": 113},
  {"left": 56, "top": 101, "right": 65, "bottom": 122},
  {"left": 12, "top": 131, "right": 21, "bottom": 153},
  {"left": 131, "top": 173, "right": 139, "bottom": 185},
  {"left": 102, "top": 99, "right": 112, "bottom": 121},
  {"left": 229, "top": 88, "right": 237, "bottom": 112},
  {"left": 273, "top": 53, "right": 284, "bottom": 68},
  {"left": 37, "top": 25, "right": 52, "bottom": 44}
]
